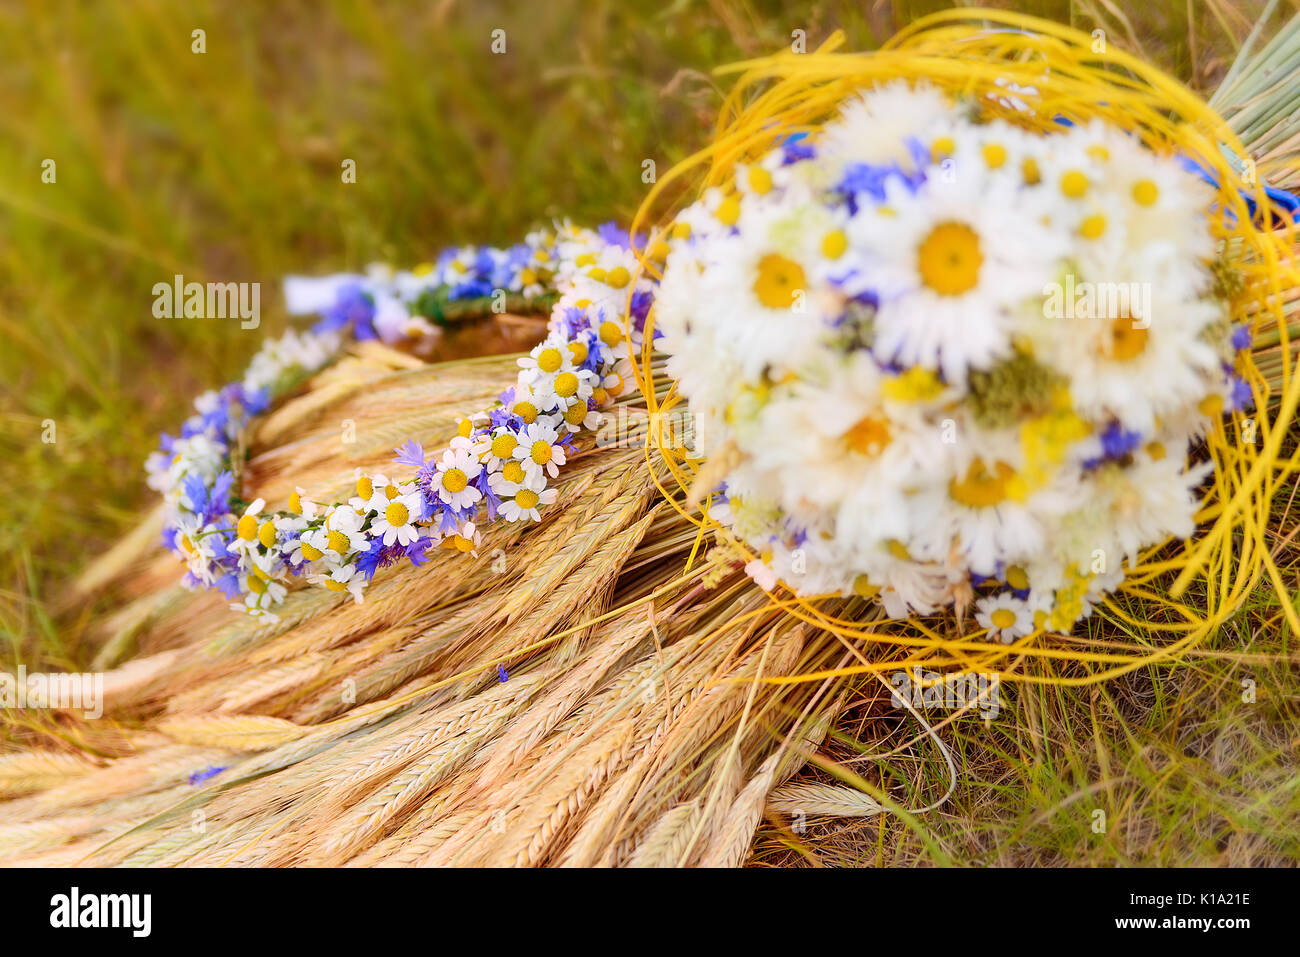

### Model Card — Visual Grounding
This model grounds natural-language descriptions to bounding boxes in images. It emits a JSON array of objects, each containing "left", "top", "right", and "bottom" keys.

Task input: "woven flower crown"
[
  {"left": 149, "top": 223, "right": 651, "bottom": 617},
  {"left": 149, "top": 10, "right": 1299, "bottom": 680}
]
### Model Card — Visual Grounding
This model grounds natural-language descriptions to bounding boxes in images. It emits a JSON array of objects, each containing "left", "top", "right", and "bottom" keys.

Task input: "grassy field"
[{"left": 1, "top": 0, "right": 1296, "bottom": 865}]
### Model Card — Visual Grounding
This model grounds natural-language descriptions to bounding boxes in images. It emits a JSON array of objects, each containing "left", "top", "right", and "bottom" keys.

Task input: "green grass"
[{"left": 1, "top": 0, "right": 1296, "bottom": 865}]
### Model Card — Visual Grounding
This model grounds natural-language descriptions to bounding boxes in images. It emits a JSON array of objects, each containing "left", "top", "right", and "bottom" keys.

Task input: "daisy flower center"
[
  {"left": 503, "top": 461, "right": 526, "bottom": 484},
  {"left": 1106, "top": 317, "right": 1149, "bottom": 361},
  {"left": 565, "top": 403, "right": 588, "bottom": 426},
  {"left": 324, "top": 579, "right": 349, "bottom": 593},
  {"left": 237, "top": 514, "right": 259, "bottom": 541},
  {"left": 1079, "top": 214, "right": 1106, "bottom": 239},
  {"left": 515, "top": 489, "right": 540, "bottom": 509},
  {"left": 1059, "top": 170, "right": 1089, "bottom": 198},
  {"left": 300, "top": 541, "right": 323, "bottom": 562},
  {"left": 851, "top": 574, "right": 880, "bottom": 598},
  {"left": 715, "top": 195, "right": 741, "bottom": 226},
  {"left": 327, "top": 530, "right": 350, "bottom": 553},
  {"left": 289, "top": 491, "right": 302, "bottom": 514},
  {"left": 531, "top": 441, "right": 553, "bottom": 465},
  {"left": 821, "top": 230, "right": 848, "bottom": 260},
  {"left": 844, "top": 415, "right": 891, "bottom": 456},
  {"left": 554, "top": 372, "right": 579, "bottom": 398},
  {"left": 1132, "top": 179, "right": 1159, "bottom": 206},
  {"left": 180, "top": 535, "right": 196, "bottom": 554},
  {"left": 598, "top": 321, "right": 623, "bottom": 347},
  {"left": 569, "top": 341, "right": 588, "bottom": 364},
  {"left": 753, "top": 253, "right": 806, "bottom": 309},
  {"left": 991, "top": 608, "right": 1018, "bottom": 629},
  {"left": 356, "top": 476, "right": 373, "bottom": 500},
  {"left": 443, "top": 468, "right": 469, "bottom": 493},
  {"left": 247, "top": 576, "right": 268, "bottom": 595},
  {"left": 949, "top": 458, "right": 1017, "bottom": 508},
  {"left": 514, "top": 401, "right": 538, "bottom": 424},
  {"left": 385, "top": 502, "right": 410, "bottom": 527},
  {"left": 258, "top": 521, "right": 277, "bottom": 548},
  {"left": 491, "top": 434, "right": 517, "bottom": 459},
  {"left": 537, "top": 348, "right": 563, "bottom": 373},
  {"left": 917, "top": 222, "right": 982, "bottom": 297}
]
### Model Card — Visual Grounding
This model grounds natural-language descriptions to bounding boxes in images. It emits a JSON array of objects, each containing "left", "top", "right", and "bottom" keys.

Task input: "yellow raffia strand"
[{"left": 628, "top": 9, "right": 1300, "bottom": 689}]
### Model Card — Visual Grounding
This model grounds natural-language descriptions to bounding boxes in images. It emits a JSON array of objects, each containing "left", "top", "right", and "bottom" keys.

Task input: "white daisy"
[
  {"left": 975, "top": 592, "right": 1038, "bottom": 643},
  {"left": 499, "top": 482, "right": 557, "bottom": 523},
  {"left": 432, "top": 438, "right": 484, "bottom": 511},
  {"left": 368, "top": 488, "right": 425, "bottom": 547},
  {"left": 310, "top": 563, "right": 367, "bottom": 604},
  {"left": 229, "top": 498, "right": 269, "bottom": 558},
  {"left": 472, "top": 428, "right": 521, "bottom": 470},
  {"left": 515, "top": 421, "right": 568, "bottom": 481},
  {"left": 435, "top": 521, "right": 481, "bottom": 556}
]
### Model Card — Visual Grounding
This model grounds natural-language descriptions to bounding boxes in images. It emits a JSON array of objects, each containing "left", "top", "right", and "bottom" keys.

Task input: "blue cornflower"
[
  {"left": 1228, "top": 373, "right": 1254, "bottom": 411},
  {"left": 449, "top": 277, "right": 494, "bottom": 300},
  {"left": 393, "top": 439, "right": 428, "bottom": 471},
  {"left": 189, "top": 765, "right": 228, "bottom": 786},
  {"left": 315, "top": 283, "right": 376, "bottom": 339},
  {"left": 1084, "top": 421, "right": 1142, "bottom": 468},
  {"left": 780, "top": 132, "right": 815, "bottom": 165}
]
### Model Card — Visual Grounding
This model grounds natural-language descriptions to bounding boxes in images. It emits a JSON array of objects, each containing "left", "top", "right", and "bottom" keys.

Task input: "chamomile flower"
[
  {"left": 472, "top": 428, "right": 521, "bottom": 470},
  {"left": 230, "top": 498, "right": 270, "bottom": 558},
  {"left": 350, "top": 472, "right": 391, "bottom": 515},
  {"left": 975, "top": 593, "right": 1038, "bottom": 643},
  {"left": 437, "top": 521, "right": 482, "bottom": 556},
  {"left": 285, "top": 531, "right": 325, "bottom": 568},
  {"left": 432, "top": 438, "right": 484, "bottom": 511},
  {"left": 310, "top": 563, "right": 367, "bottom": 604},
  {"left": 238, "top": 567, "right": 286, "bottom": 614},
  {"left": 849, "top": 160, "right": 1066, "bottom": 384},
  {"left": 500, "top": 480, "right": 557, "bottom": 523},
  {"left": 516, "top": 421, "right": 568, "bottom": 480},
  {"left": 489, "top": 459, "right": 532, "bottom": 498},
  {"left": 592, "top": 310, "right": 633, "bottom": 362},
  {"left": 560, "top": 399, "right": 603, "bottom": 434},
  {"left": 369, "top": 488, "right": 425, "bottom": 547},
  {"left": 327, "top": 506, "right": 372, "bottom": 552},
  {"left": 517, "top": 339, "right": 573, "bottom": 387},
  {"left": 818, "top": 81, "right": 954, "bottom": 172},
  {"left": 532, "top": 365, "right": 597, "bottom": 412}
]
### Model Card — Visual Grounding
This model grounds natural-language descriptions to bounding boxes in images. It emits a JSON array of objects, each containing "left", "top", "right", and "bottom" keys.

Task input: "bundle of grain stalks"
[{"left": 2, "top": 9, "right": 1299, "bottom": 867}]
